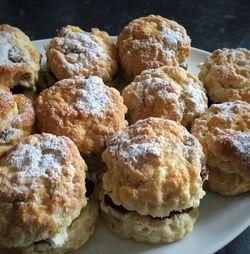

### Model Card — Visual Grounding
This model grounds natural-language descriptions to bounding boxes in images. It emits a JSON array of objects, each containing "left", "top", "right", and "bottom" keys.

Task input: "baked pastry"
[
  {"left": 46, "top": 25, "right": 117, "bottom": 82},
  {"left": 0, "top": 24, "right": 40, "bottom": 89},
  {"left": 100, "top": 117, "right": 207, "bottom": 243},
  {"left": 0, "top": 133, "right": 98, "bottom": 253},
  {"left": 35, "top": 76, "right": 127, "bottom": 164},
  {"left": 191, "top": 100, "right": 250, "bottom": 195},
  {"left": 0, "top": 83, "right": 35, "bottom": 157},
  {"left": 122, "top": 66, "right": 208, "bottom": 128},
  {"left": 199, "top": 48, "right": 250, "bottom": 103},
  {"left": 117, "top": 15, "right": 191, "bottom": 79}
]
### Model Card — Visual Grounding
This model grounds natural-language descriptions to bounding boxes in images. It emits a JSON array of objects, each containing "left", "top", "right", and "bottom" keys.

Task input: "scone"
[
  {"left": 0, "top": 133, "right": 98, "bottom": 253},
  {"left": 122, "top": 66, "right": 208, "bottom": 128},
  {"left": 35, "top": 76, "right": 127, "bottom": 168},
  {"left": 100, "top": 117, "right": 207, "bottom": 243},
  {"left": 46, "top": 25, "right": 117, "bottom": 82},
  {"left": 191, "top": 101, "right": 250, "bottom": 195},
  {"left": 199, "top": 48, "right": 250, "bottom": 103},
  {"left": 0, "top": 83, "right": 35, "bottom": 157},
  {"left": 117, "top": 15, "right": 191, "bottom": 79},
  {"left": 0, "top": 24, "right": 40, "bottom": 89}
]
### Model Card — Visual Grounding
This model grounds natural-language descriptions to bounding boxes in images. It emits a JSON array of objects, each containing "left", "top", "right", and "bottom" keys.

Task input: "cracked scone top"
[
  {"left": 0, "top": 133, "right": 87, "bottom": 248},
  {"left": 199, "top": 48, "right": 250, "bottom": 103},
  {"left": 122, "top": 66, "right": 208, "bottom": 128},
  {"left": 191, "top": 101, "right": 250, "bottom": 178},
  {"left": 46, "top": 25, "right": 117, "bottom": 82},
  {"left": 35, "top": 76, "right": 128, "bottom": 155},
  {"left": 102, "top": 117, "right": 206, "bottom": 218},
  {"left": 117, "top": 15, "right": 191, "bottom": 79},
  {"left": 0, "top": 24, "right": 40, "bottom": 89},
  {"left": 0, "top": 83, "right": 35, "bottom": 157}
]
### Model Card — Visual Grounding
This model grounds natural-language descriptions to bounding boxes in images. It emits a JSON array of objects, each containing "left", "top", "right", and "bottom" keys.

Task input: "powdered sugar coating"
[
  {"left": 4, "top": 134, "right": 70, "bottom": 194},
  {"left": 58, "top": 31, "right": 106, "bottom": 75},
  {"left": 102, "top": 117, "right": 206, "bottom": 217},
  {"left": 74, "top": 76, "right": 110, "bottom": 117},
  {"left": 0, "top": 133, "right": 87, "bottom": 248},
  {"left": 122, "top": 66, "right": 208, "bottom": 127}
]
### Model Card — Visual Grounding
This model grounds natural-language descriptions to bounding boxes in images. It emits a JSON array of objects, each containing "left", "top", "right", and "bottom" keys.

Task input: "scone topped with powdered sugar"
[
  {"left": 35, "top": 76, "right": 127, "bottom": 167},
  {"left": 0, "top": 24, "right": 40, "bottom": 89},
  {"left": 99, "top": 117, "right": 207, "bottom": 243},
  {"left": 46, "top": 25, "right": 117, "bottom": 82},
  {"left": 0, "top": 133, "right": 98, "bottom": 252},
  {"left": 122, "top": 66, "right": 208, "bottom": 129},
  {"left": 117, "top": 15, "right": 191, "bottom": 79}
]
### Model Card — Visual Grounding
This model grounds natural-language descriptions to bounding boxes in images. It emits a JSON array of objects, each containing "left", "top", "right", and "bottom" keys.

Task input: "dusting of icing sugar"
[
  {"left": 234, "top": 132, "right": 250, "bottom": 163},
  {"left": 133, "top": 38, "right": 176, "bottom": 63},
  {"left": 185, "top": 82, "right": 207, "bottom": 112},
  {"left": 56, "top": 31, "right": 106, "bottom": 74},
  {"left": 110, "top": 133, "right": 167, "bottom": 165},
  {"left": 0, "top": 87, "right": 13, "bottom": 109},
  {"left": 211, "top": 101, "right": 244, "bottom": 118},
  {"left": 0, "top": 32, "right": 23, "bottom": 65},
  {"left": 160, "top": 24, "right": 185, "bottom": 46},
  {"left": 6, "top": 134, "right": 70, "bottom": 190},
  {"left": 74, "top": 76, "right": 110, "bottom": 117},
  {"left": 0, "top": 127, "right": 22, "bottom": 143}
]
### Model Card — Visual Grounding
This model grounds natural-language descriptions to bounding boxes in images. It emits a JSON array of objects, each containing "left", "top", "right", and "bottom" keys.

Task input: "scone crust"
[
  {"left": 117, "top": 15, "right": 191, "bottom": 79},
  {"left": 0, "top": 24, "right": 40, "bottom": 88},
  {"left": 0, "top": 133, "right": 87, "bottom": 248},
  {"left": 207, "top": 167, "right": 250, "bottom": 196},
  {"left": 199, "top": 48, "right": 250, "bottom": 103},
  {"left": 13, "top": 187, "right": 99, "bottom": 254},
  {"left": 0, "top": 83, "right": 35, "bottom": 157},
  {"left": 102, "top": 117, "right": 205, "bottom": 218},
  {"left": 122, "top": 66, "right": 207, "bottom": 128},
  {"left": 46, "top": 25, "right": 117, "bottom": 82},
  {"left": 35, "top": 76, "right": 127, "bottom": 155},
  {"left": 99, "top": 186, "right": 198, "bottom": 243},
  {"left": 191, "top": 101, "right": 250, "bottom": 180}
]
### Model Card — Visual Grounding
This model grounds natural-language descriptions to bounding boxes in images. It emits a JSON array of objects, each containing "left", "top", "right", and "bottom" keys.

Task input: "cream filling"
[{"left": 50, "top": 228, "right": 68, "bottom": 248}]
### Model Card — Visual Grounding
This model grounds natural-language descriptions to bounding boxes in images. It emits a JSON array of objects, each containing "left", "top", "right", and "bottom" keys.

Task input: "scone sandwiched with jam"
[{"left": 99, "top": 117, "right": 207, "bottom": 243}]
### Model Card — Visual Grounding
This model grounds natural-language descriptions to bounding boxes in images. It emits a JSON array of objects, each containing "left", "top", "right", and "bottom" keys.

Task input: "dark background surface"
[{"left": 0, "top": 0, "right": 250, "bottom": 253}]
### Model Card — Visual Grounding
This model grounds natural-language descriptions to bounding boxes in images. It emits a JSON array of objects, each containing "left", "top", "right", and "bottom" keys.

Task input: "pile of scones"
[{"left": 0, "top": 14, "right": 249, "bottom": 253}]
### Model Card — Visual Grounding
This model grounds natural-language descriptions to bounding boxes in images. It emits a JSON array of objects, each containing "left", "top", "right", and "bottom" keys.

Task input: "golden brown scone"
[
  {"left": 11, "top": 184, "right": 99, "bottom": 254},
  {"left": 0, "top": 133, "right": 88, "bottom": 249},
  {"left": 191, "top": 101, "right": 250, "bottom": 195},
  {"left": 99, "top": 184, "right": 199, "bottom": 244},
  {"left": 46, "top": 25, "right": 117, "bottom": 82},
  {"left": 117, "top": 15, "right": 191, "bottom": 79},
  {"left": 35, "top": 76, "right": 128, "bottom": 156},
  {"left": 0, "top": 83, "right": 35, "bottom": 157},
  {"left": 207, "top": 167, "right": 250, "bottom": 196},
  {"left": 102, "top": 117, "right": 206, "bottom": 218},
  {"left": 122, "top": 66, "right": 208, "bottom": 128},
  {"left": 0, "top": 24, "right": 40, "bottom": 89},
  {"left": 199, "top": 48, "right": 250, "bottom": 103}
]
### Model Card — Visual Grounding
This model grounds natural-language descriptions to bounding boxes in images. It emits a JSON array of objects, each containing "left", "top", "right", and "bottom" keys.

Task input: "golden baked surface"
[
  {"left": 46, "top": 25, "right": 117, "bottom": 82},
  {"left": 199, "top": 48, "right": 250, "bottom": 103},
  {"left": 0, "top": 83, "right": 35, "bottom": 157},
  {"left": 0, "top": 133, "right": 87, "bottom": 248},
  {"left": 35, "top": 76, "right": 128, "bottom": 155},
  {"left": 117, "top": 15, "right": 191, "bottom": 79},
  {"left": 0, "top": 24, "right": 40, "bottom": 88},
  {"left": 102, "top": 117, "right": 205, "bottom": 218},
  {"left": 191, "top": 101, "right": 250, "bottom": 195},
  {"left": 122, "top": 66, "right": 207, "bottom": 128}
]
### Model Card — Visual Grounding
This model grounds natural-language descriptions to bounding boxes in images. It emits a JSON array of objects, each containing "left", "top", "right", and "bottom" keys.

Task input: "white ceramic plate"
[{"left": 26, "top": 39, "right": 250, "bottom": 254}]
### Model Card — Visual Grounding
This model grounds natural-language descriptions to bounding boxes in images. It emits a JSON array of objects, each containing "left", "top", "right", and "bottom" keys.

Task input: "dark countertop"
[{"left": 0, "top": 0, "right": 249, "bottom": 253}]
